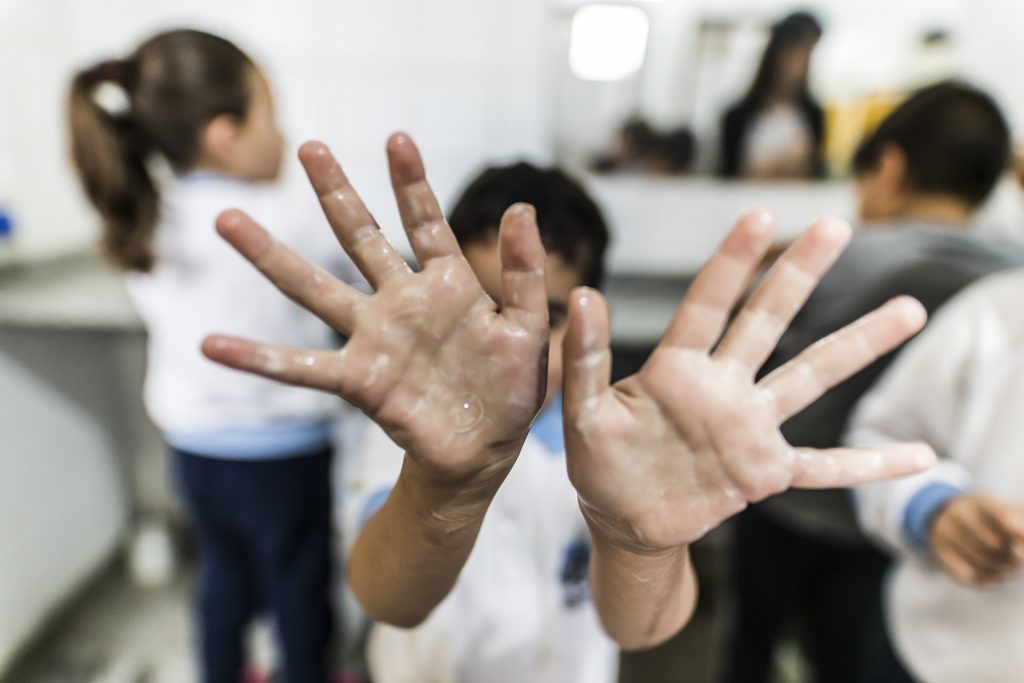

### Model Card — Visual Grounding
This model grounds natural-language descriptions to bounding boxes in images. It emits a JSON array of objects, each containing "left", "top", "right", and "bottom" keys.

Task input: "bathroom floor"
[{"left": 3, "top": 567, "right": 195, "bottom": 683}]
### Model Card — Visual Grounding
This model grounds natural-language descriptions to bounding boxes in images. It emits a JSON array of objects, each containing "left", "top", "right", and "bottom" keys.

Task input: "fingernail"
[
  {"left": 509, "top": 202, "right": 535, "bottom": 218},
  {"left": 914, "top": 445, "right": 937, "bottom": 468},
  {"left": 812, "top": 217, "right": 853, "bottom": 246},
  {"left": 576, "top": 287, "right": 593, "bottom": 308},
  {"left": 219, "top": 210, "right": 241, "bottom": 228},
  {"left": 893, "top": 297, "right": 927, "bottom": 326},
  {"left": 745, "top": 209, "right": 774, "bottom": 233}
]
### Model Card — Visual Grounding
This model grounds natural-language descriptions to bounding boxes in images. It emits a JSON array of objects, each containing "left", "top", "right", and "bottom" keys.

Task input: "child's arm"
[
  {"left": 845, "top": 284, "right": 1024, "bottom": 586},
  {"left": 203, "top": 134, "right": 551, "bottom": 627},
  {"left": 561, "top": 213, "right": 937, "bottom": 649}
]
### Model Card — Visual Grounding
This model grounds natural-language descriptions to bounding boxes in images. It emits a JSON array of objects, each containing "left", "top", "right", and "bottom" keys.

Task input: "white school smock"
[
  {"left": 125, "top": 171, "right": 358, "bottom": 438},
  {"left": 845, "top": 269, "right": 1024, "bottom": 683},
  {"left": 345, "top": 399, "right": 618, "bottom": 683}
]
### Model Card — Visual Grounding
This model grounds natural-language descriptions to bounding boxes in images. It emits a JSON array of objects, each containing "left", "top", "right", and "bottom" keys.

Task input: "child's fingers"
[
  {"left": 789, "top": 443, "right": 935, "bottom": 488},
  {"left": 958, "top": 504, "right": 1014, "bottom": 559},
  {"left": 386, "top": 133, "right": 463, "bottom": 266},
  {"left": 760, "top": 297, "right": 927, "bottom": 421},
  {"left": 951, "top": 516, "right": 1017, "bottom": 568},
  {"left": 943, "top": 531, "right": 1012, "bottom": 577},
  {"left": 659, "top": 211, "right": 774, "bottom": 351},
  {"left": 202, "top": 335, "right": 347, "bottom": 394},
  {"left": 497, "top": 203, "right": 548, "bottom": 329},
  {"left": 984, "top": 501, "right": 1024, "bottom": 544},
  {"left": 298, "top": 140, "right": 411, "bottom": 288},
  {"left": 563, "top": 288, "right": 612, "bottom": 427},
  {"left": 938, "top": 548, "right": 980, "bottom": 585},
  {"left": 713, "top": 218, "right": 851, "bottom": 372},
  {"left": 216, "top": 210, "right": 364, "bottom": 336}
]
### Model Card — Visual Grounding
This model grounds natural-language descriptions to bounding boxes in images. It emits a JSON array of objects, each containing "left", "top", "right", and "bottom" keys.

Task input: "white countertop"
[
  {"left": 0, "top": 177, "right": 860, "bottom": 341},
  {"left": 583, "top": 174, "right": 857, "bottom": 276},
  {"left": 0, "top": 253, "right": 141, "bottom": 331}
]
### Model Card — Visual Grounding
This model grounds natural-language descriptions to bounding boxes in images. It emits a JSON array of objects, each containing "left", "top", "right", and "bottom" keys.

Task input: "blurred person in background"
[
  {"left": 847, "top": 267, "right": 1024, "bottom": 683},
  {"left": 724, "top": 80, "right": 1024, "bottom": 683},
  {"left": 719, "top": 11, "right": 825, "bottom": 180},
  {"left": 68, "top": 29, "right": 358, "bottom": 683}
]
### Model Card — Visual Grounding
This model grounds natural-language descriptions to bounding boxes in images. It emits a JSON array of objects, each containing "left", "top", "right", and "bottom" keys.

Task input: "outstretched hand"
[
  {"left": 563, "top": 211, "right": 937, "bottom": 553},
  {"left": 203, "top": 134, "right": 550, "bottom": 487}
]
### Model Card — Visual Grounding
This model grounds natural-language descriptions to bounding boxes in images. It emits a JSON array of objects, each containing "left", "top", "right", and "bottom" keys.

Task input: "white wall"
[
  {"left": 5, "top": 0, "right": 1024, "bottom": 257},
  {"left": 0, "top": 0, "right": 552, "bottom": 258},
  {"left": 553, "top": 0, "right": 1024, "bottom": 167}
]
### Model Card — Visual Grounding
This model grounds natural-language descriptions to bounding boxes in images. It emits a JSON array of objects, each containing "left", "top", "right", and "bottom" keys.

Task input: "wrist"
[
  {"left": 903, "top": 482, "right": 965, "bottom": 551},
  {"left": 579, "top": 497, "right": 688, "bottom": 559},
  {"left": 395, "top": 449, "right": 515, "bottom": 540}
]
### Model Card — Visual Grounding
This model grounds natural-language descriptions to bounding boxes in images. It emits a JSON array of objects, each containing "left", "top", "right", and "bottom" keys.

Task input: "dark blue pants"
[
  {"left": 723, "top": 506, "right": 913, "bottom": 683},
  {"left": 176, "top": 446, "right": 335, "bottom": 683}
]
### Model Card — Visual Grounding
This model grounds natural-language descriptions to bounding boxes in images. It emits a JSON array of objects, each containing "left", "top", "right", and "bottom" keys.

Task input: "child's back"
[{"left": 129, "top": 172, "right": 343, "bottom": 439}]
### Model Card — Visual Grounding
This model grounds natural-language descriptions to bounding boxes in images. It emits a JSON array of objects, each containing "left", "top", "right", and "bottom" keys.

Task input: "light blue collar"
[{"left": 530, "top": 394, "right": 564, "bottom": 455}]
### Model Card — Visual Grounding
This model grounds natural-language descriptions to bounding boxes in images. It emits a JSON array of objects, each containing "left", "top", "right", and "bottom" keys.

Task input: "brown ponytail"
[
  {"left": 69, "top": 59, "right": 158, "bottom": 271},
  {"left": 67, "top": 30, "right": 255, "bottom": 272}
]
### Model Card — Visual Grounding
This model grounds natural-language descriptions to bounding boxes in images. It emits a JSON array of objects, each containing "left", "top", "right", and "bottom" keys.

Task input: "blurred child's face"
[
  {"left": 463, "top": 235, "right": 584, "bottom": 409},
  {"left": 201, "top": 68, "right": 284, "bottom": 181},
  {"left": 776, "top": 43, "right": 814, "bottom": 97},
  {"left": 232, "top": 69, "right": 285, "bottom": 180},
  {"left": 855, "top": 145, "right": 906, "bottom": 223}
]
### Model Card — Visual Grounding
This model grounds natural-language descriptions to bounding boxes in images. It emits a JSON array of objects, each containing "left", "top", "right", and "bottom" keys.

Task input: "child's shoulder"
[{"left": 938, "top": 268, "right": 1024, "bottom": 322}]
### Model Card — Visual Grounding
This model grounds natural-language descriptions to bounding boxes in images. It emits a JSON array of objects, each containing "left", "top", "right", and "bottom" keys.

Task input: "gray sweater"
[{"left": 754, "top": 222, "right": 1024, "bottom": 545}]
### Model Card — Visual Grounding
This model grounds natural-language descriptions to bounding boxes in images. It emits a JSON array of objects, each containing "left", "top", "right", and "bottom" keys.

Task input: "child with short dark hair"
[{"left": 347, "top": 160, "right": 616, "bottom": 682}]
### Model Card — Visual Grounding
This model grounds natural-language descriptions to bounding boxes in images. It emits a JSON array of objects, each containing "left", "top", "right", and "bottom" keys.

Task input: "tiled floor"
[
  {"left": 3, "top": 568, "right": 196, "bottom": 683},
  {"left": 3, "top": 541, "right": 806, "bottom": 683}
]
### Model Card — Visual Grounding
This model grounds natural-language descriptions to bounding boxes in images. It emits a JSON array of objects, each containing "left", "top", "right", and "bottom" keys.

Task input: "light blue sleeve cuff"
[
  {"left": 903, "top": 482, "right": 965, "bottom": 551},
  {"left": 358, "top": 487, "right": 393, "bottom": 530}
]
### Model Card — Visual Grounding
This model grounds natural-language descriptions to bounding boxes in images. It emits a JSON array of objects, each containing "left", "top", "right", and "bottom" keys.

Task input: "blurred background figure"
[
  {"left": 590, "top": 117, "right": 697, "bottom": 175},
  {"left": 724, "top": 80, "right": 1024, "bottom": 683},
  {"left": 718, "top": 12, "right": 825, "bottom": 179},
  {"left": 847, "top": 269, "right": 1024, "bottom": 683},
  {"left": 68, "top": 28, "right": 354, "bottom": 683}
]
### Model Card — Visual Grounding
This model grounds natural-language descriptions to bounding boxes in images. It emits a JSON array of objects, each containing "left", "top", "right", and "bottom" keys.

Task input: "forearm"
[
  {"left": 348, "top": 453, "right": 510, "bottom": 627},
  {"left": 584, "top": 509, "right": 698, "bottom": 650}
]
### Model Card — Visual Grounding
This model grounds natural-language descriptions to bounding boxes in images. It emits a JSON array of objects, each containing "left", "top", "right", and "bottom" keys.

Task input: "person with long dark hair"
[{"left": 719, "top": 12, "right": 825, "bottom": 179}]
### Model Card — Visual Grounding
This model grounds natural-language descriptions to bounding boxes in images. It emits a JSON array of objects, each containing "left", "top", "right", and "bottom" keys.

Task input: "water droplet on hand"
[{"left": 451, "top": 394, "right": 484, "bottom": 432}]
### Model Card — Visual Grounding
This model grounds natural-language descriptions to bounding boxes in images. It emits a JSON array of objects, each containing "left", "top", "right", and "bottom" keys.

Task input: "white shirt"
[
  {"left": 740, "top": 104, "right": 814, "bottom": 176},
  {"left": 846, "top": 269, "right": 1024, "bottom": 683},
  {"left": 125, "top": 171, "right": 357, "bottom": 435},
  {"left": 345, "top": 404, "right": 618, "bottom": 683}
]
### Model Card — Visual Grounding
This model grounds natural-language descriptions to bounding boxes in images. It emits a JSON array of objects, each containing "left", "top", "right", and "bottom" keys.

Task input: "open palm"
[
  {"left": 564, "top": 213, "right": 936, "bottom": 551},
  {"left": 203, "top": 134, "right": 549, "bottom": 482}
]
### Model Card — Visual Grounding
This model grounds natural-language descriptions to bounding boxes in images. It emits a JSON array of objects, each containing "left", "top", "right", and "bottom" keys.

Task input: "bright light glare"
[{"left": 569, "top": 4, "right": 650, "bottom": 82}]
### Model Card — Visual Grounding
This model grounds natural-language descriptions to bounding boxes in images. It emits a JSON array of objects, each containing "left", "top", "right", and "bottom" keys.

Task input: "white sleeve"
[
  {"left": 844, "top": 295, "right": 979, "bottom": 556},
  {"left": 342, "top": 421, "right": 407, "bottom": 553}
]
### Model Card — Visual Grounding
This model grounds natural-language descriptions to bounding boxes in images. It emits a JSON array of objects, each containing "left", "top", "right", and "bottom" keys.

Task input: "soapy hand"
[
  {"left": 562, "top": 212, "right": 937, "bottom": 553},
  {"left": 203, "top": 134, "right": 549, "bottom": 487}
]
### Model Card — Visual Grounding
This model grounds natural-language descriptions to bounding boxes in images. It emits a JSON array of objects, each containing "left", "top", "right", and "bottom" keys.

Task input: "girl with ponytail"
[{"left": 68, "top": 29, "right": 352, "bottom": 682}]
